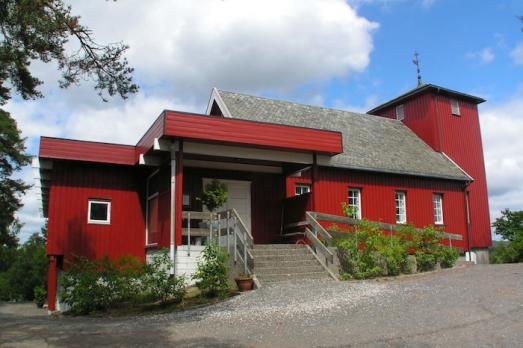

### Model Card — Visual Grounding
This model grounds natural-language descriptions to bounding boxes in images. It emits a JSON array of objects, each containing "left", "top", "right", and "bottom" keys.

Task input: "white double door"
[{"left": 202, "top": 178, "right": 252, "bottom": 232}]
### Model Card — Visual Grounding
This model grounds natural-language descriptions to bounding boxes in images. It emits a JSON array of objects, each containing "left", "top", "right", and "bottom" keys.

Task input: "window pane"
[
  {"left": 147, "top": 196, "right": 159, "bottom": 244},
  {"left": 433, "top": 194, "right": 443, "bottom": 224},
  {"left": 395, "top": 192, "right": 406, "bottom": 223},
  {"left": 90, "top": 202, "right": 108, "bottom": 221},
  {"left": 348, "top": 188, "right": 361, "bottom": 219}
]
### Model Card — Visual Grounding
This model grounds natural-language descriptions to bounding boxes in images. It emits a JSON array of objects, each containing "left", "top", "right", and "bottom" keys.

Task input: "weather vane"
[{"left": 413, "top": 51, "right": 423, "bottom": 87}]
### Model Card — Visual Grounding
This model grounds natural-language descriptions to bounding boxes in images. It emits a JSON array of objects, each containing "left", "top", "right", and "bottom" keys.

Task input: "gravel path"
[{"left": 1, "top": 264, "right": 522, "bottom": 347}]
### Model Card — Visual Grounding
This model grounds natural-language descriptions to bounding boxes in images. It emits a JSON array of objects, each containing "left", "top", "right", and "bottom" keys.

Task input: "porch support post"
[
  {"left": 175, "top": 141, "right": 184, "bottom": 247},
  {"left": 170, "top": 140, "right": 184, "bottom": 275},
  {"left": 311, "top": 153, "right": 319, "bottom": 211},
  {"left": 47, "top": 255, "right": 57, "bottom": 312}
]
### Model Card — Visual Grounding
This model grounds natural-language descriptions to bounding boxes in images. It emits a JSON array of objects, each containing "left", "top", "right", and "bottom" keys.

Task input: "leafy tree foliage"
[{"left": 491, "top": 209, "right": 523, "bottom": 263}]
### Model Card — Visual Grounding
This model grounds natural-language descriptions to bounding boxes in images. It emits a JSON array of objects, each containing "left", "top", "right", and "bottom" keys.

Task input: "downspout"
[
  {"left": 463, "top": 181, "right": 472, "bottom": 256},
  {"left": 169, "top": 142, "right": 177, "bottom": 275}
]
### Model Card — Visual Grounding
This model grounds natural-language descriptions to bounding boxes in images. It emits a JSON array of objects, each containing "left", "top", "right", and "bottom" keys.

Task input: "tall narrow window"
[
  {"left": 295, "top": 184, "right": 311, "bottom": 196},
  {"left": 87, "top": 200, "right": 111, "bottom": 225},
  {"left": 450, "top": 99, "right": 460, "bottom": 116},
  {"left": 395, "top": 191, "right": 406, "bottom": 224},
  {"left": 433, "top": 194, "right": 444, "bottom": 225},
  {"left": 396, "top": 104, "right": 405, "bottom": 121},
  {"left": 347, "top": 188, "right": 362, "bottom": 219},
  {"left": 146, "top": 194, "right": 159, "bottom": 245}
]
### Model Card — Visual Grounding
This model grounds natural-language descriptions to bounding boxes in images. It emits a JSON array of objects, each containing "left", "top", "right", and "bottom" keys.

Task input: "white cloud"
[
  {"left": 466, "top": 47, "right": 495, "bottom": 64},
  {"left": 8, "top": 0, "right": 379, "bottom": 241},
  {"left": 480, "top": 91, "right": 523, "bottom": 224},
  {"left": 510, "top": 42, "right": 523, "bottom": 65}
]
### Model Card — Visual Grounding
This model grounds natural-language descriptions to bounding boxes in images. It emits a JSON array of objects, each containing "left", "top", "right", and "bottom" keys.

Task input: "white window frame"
[
  {"left": 396, "top": 104, "right": 405, "bottom": 121},
  {"left": 295, "top": 184, "right": 311, "bottom": 196},
  {"left": 433, "top": 193, "right": 444, "bottom": 225},
  {"left": 87, "top": 200, "right": 111, "bottom": 225},
  {"left": 451, "top": 99, "right": 460, "bottom": 116},
  {"left": 395, "top": 191, "right": 407, "bottom": 224},
  {"left": 348, "top": 188, "right": 362, "bottom": 219}
]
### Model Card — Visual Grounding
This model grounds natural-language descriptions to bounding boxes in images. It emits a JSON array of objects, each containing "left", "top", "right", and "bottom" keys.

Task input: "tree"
[
  {"left": 492, "top": 209, "right": 523, "bottom": 242},
  {"left": 0, "top": 0, "right": 138, "bottom": 245},
  {"left": 491, "top": 209, "right": 523, "bottom": 264}
]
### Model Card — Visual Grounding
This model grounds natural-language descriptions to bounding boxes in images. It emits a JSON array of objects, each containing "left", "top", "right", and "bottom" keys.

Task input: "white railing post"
[
  {"left": 209, "top": 213, "right": 213, "bottom": 243},
  {"left": 234, "top": 215, "right": 238, "bottom": 264},
  {"left": 217, "top": 213, "right": 221, "bottom": 247},
  {"left": 227, "top": 210, "right": 230, "bottom": 253},
  {"left": 243, "top": 232, "right": 247, "bottom": 273},
  {"left": 187, "top": 212, "right": 191, "bottom": 256},
  {"left": 448, "top": 235, "right": 452, "bottom": 248}
]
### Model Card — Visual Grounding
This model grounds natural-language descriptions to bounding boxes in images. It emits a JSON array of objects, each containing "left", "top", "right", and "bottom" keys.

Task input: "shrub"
[
  {"left": 438, "top": 247, "right": 459, "bottom": 268},
  {"left": 200, "top": 179, "right": 228, "bottom": 212},
  {"left": 60, "top": 255, "right": 143, "bottom": 314},
  {"left": 415, "top": 251, "right": 437, "bottom": 272},
  {"left": 33, "top": 286, "right": 46, "bottom": 308},
  {"left": 192, "top": 243, "right": 229, "bottom": 297},
  {"left": 142, "top": 250, "right": 186, "bottom": 304}
]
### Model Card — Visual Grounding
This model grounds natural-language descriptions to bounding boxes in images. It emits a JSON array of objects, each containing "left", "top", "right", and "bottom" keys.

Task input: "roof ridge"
[{"left": 216, "top": 89, "right": 403, "bottom": 124}]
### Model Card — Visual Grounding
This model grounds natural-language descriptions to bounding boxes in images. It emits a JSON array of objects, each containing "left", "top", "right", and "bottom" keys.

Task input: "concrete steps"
[{"left": 252, "top": 244, "right": 332, "bottom": 284}]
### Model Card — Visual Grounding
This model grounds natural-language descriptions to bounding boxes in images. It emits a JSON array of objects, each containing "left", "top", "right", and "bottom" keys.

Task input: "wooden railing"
[{"left": 182, "top": 209, "right": 254, "bottom": 274}]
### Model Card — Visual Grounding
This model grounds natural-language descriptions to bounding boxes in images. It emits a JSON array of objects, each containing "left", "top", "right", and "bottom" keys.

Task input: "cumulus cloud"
[
  {"left": 466, "top": 47, "right": 495, "bottom": 64},
  {"left": 480, "top": 91, "right": 523, "bottom": 222},
  {"left": 510, "top": 42, "right": 523, "bottom": 65},
  {"left": 8, "top": 0, "right": 379, "bottom": 239}
]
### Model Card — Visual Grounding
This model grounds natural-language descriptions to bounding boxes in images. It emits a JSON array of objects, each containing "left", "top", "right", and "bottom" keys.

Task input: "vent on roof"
[{"left": 396, "top": 104, "right": 405, "bottom": 121}]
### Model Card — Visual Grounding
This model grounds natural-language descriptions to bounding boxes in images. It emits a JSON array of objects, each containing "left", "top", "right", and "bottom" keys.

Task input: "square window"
[
  {"left": 451, "top": 99, "right": 460, "bottom": 116},
  {"left": 88, "top": 200, "right": 111, "bottom": 225},
  {"left": 295, "top": 184, "right": 311, "bottom": 196},
  {"left": 396, "top": 104, "right": 405, "bottom": 121}
]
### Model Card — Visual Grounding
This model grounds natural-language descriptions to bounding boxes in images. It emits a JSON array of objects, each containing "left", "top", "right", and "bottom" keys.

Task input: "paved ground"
[{"left": 1, "top": 264, "right": 522, "bottom": 347}]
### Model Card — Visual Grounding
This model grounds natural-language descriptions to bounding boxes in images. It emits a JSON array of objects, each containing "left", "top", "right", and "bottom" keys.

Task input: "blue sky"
[{"left": 8, "top": 0, "right": 523, "bottom": 241}]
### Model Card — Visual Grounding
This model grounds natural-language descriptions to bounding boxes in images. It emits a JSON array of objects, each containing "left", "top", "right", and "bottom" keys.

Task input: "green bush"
[
  {"left": 142, "top": 250, "right": 186, "bottom": 304},
  {"left": 200, "top": 179, "right": 228, "bottom": 212},
  {"left": 415, "top": 251, "right": 437, "bottom": 272},
  {"left": 192, "top": 243, "right": 229, "bottom": 297},
  {"left": 438, "top": 247, "right": 459, "bottom": 268},
  {"left": 33, "top": 286, "right": 46, "bottom": 308}
]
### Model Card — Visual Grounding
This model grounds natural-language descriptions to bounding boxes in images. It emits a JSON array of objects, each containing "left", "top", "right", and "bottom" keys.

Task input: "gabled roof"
[
  {"left": 214, "top": 89, "right": 471, "bottom": 181},
  {"left": 367, "top": 83, "right": 485, "bottom": 114}
]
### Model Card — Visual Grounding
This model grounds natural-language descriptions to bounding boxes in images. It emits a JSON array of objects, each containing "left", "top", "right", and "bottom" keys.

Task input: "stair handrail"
[
  {"left": 215, "top": 208, "right": 254, "bottom": 274},
  {"left": 305, "top": 213, "right": 335, "bottom": 266}
]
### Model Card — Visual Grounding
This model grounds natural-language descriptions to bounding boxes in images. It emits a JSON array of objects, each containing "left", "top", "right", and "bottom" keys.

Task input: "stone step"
[
  {"left": 251, "top": 248, "right": 312, "bottom": 257},
  {"left": 256, "top": 272, "right": 332, "bottom": 283},
  {"left": 253, "top": 254, "right": 317, "bottom": 262},
  {"left": 254, "top": 259, "right": 320, "bottom": 268},
  {"left": 255, "top": 265, "right": 324, "bottom": 275},
  {"left": 254, "top": 244, "right": 305, "bottom": 249}
]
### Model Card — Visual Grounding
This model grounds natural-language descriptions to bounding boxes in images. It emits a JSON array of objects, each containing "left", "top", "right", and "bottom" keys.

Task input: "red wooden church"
[{"left": 35, "top": 84, "right": 491, "bottom": 311}]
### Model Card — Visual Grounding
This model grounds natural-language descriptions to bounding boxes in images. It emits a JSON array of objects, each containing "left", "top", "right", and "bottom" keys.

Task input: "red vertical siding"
[
  {"left": 46, "top": 162, "right": 146, "bottom": 265},
  {"left": 286, "top": 167, "right": 468, "bottom": 250},
  {"left": 434, "top": 96, "right": 491, "bottom": 248},
  {"left": 373, "top": 92, "right": 491, "bottom": 249}
]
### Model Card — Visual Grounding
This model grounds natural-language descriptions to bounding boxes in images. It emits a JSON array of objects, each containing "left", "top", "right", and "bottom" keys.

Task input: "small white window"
[
  {"left": 433, "top": 194, "right": 444, "bottom": 225},
  {"left": 88, "top": 200, "right": 111, "bottom": 225},
  {"left": 347, "top": 188, "right": 362, "bottom": 219},
  {"left": 395, "top": 191, "right": 406, "bottom": 224},
  {"left": 295, "top": 184, "right": 311, "bottom": 196},
  {"left": 396, "top": 104, "right": 405, "bottom": 121},
  {"left": 451, "top": 99, "right": 460, "bottom": 116}
]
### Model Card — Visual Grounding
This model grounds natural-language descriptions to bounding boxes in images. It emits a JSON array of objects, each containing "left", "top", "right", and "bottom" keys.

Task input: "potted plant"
[
  {"left": 234, "top": 273, "right": 254, "bottom": 292},
  {"left": 200, "top": 179, "right": 228, "bottom": 213},
  {"left": 34, "top": 286, "right": 46, "bottom": 308}
]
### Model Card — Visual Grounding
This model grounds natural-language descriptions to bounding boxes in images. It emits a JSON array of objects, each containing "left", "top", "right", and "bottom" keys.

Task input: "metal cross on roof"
[{"left": 413, "top": 51, "right": 423, "bottom": 87}]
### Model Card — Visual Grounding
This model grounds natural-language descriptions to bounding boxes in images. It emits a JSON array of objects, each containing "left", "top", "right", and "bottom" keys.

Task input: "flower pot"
[{"left": 235, "top": 277, "right": 253, "bottom": 292}]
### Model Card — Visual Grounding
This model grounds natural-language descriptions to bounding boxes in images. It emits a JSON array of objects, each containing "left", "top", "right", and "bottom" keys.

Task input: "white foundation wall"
[{"left": 175, "top": 245, "right": 205, "bottom": 285}]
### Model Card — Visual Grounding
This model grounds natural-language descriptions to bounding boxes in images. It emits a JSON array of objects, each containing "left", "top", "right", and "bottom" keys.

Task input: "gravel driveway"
[{"left": 1, "top": 264, "right": 522, "bottom": 347}]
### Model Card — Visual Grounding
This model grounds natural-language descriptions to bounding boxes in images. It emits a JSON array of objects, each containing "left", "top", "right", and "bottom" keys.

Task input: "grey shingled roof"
[{"left": 216, "top": 89, "right": 470, "bottom": 181}]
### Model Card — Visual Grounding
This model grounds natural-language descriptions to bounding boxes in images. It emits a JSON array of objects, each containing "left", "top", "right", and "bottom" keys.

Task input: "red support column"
[
  {"left": 311, "top": 153, "right": 319, "bottom": 211},
  {"left": 175, "top": 141, "right": 184, "bottom": 246},
  {"left": 47, "top": 255, "right": 57, "bottom": 312}
]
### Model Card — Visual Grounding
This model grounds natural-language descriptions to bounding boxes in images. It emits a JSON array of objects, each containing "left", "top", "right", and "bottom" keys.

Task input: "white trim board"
[{"left": 185, "top": 159, "right": 281, "bottom": 174}]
